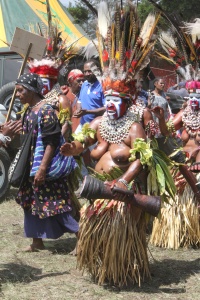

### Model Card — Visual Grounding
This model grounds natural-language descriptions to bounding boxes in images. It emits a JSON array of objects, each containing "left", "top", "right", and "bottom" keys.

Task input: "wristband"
[
  {"left": 0, "top": 133, "right": 11, "bottom": 145},
  {"left": 118, "top": 178, "right": 129, "bottom": 188}
]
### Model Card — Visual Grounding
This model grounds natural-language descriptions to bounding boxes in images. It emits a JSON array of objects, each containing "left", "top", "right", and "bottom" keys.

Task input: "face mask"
[
  {"left": 105, "top": 95, "right": 126, "bottom": 120},
  {"left": 189, "top": 98, "right": 200, "bottom": 111}
]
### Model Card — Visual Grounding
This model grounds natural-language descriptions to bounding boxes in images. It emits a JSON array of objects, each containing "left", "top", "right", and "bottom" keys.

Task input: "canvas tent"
[{"left": 0, "top": 0, "right": 90, "bottom": 52}]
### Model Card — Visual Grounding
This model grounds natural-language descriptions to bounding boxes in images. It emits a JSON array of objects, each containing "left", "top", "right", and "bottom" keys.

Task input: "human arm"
[
  {"left": 73, "top": 106, "right": 106, "bottom": 118},
  {"left": 34, "top": 106, "right": 61, "bottom": 186},
  {"left": 33, "top": 144, "right": 56, "bottom": 186},
  {"left": 113, "top": 123, "right": 146, "bottom": 191},
  {"left": 60, "top": 117, "right": 100, "bottom": 156},
  {"left": 57, "top": 94, "right": 73, "bottom": 141}
]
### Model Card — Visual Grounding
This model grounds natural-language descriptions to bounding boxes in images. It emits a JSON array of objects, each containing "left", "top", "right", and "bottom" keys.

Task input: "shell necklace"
[
  {"left": 99, "top": 106, "right": 142, "bottom": 144},
  {"left": 182, "top": 105, "right": 200, "bottom": 137}
]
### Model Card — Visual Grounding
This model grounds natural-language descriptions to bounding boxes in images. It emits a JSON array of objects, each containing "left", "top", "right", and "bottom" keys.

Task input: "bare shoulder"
[
  {"left": 90, "top": 116, "right": 102, "bottom": 130},
  {"left": 58, "top": 94, "right": 70, "bottom": 108},
  {"left": 129, "top": 121, "right": 146, "bottom": 139},
  {"left": 143, "top": 107, "right": 153, "bottom": 117}
]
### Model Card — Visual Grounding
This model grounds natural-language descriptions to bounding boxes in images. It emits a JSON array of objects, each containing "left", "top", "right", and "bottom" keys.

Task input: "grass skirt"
[
  {"left": 150, "top": 183, "right": 200, "bottom": 249},
  {"left": 77, "top": 199, "right": 151, "bottom": 287}
]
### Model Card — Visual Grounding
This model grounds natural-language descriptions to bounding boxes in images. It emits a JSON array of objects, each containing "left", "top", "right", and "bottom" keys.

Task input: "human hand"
[
  {"left": 187, "top": 146, "right": 200, "bottom": 160},
  {"left": 2, "top": 120, "right": 22, "bottom": 137},
  {"left": 104, "top": 179, "right": 129, "bottom": 202},
  {"left": 151, "top": 106, "right": 165, "bottom": 119},
  {"left": 34, "top": 168, "right": 46, "bottom": 186},
  {"left": 60, "top": 141, "right": 76, "bottom": 156},
  {"left": 73, "top": 109, "right": 87, "bottom": 118}
]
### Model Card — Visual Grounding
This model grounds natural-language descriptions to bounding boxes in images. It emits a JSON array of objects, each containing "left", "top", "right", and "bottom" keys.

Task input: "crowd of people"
[{"left": 0, "top": 0, "right": 199, "bottom": 290}]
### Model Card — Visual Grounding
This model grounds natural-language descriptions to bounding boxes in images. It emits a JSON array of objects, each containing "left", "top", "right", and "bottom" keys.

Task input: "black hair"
[{"left": 153, "top": 77, "right": 163, "bottom": 86}]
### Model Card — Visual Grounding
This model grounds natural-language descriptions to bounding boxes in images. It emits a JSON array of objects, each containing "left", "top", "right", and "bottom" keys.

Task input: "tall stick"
[{"left": 6, "top": 43, "right": 32, "bottom": 122}]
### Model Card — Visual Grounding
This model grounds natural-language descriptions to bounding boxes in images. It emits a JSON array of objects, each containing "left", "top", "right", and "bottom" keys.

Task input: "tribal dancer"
[
  {"left": 151, "top": 99, "right": 200, "bottom": 249},
  {"left": 146, "top": 2, "right": 200, "bottom": 249},
  {"left": 60, "top": 2, "right": 174, "bottom": 287}
]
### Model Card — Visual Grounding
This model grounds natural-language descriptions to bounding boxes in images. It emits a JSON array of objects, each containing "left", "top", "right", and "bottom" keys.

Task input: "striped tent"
[{"left": 0, "top": 0, "right": 90, "bottom": 52}]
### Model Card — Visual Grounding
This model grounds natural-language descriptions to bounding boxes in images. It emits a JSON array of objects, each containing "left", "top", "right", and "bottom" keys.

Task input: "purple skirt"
[{"left": 24, "top": 210, "right": 79, "bottom": 239}]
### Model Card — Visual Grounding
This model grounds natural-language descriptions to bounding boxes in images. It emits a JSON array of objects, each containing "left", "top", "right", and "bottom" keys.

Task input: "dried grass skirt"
[
  {"left": 150, "top": 183, "right": 200, "bottom": 249},
  {"left": 77, "top": 199, "right": 151, "bottom": 287}
]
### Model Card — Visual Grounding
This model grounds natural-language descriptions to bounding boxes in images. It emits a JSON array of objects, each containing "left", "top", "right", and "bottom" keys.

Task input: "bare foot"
[{"left": 22, "top": 243, "right": 45, "bottom": 252}]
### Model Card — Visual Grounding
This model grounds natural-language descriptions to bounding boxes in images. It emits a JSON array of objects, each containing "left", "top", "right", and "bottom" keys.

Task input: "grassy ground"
[{"left": 0, "top": 188, "right": 199, "bottom": 300}]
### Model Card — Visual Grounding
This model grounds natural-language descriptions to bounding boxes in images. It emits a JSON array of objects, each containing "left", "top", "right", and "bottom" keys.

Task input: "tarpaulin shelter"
[{"left": 0, "top": 0, "right": 90, "bottom": 52}]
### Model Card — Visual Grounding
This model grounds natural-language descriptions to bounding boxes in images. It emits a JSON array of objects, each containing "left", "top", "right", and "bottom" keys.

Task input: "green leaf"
[{"left": 156, "top": 163, "right": 165, "bottom": 194}]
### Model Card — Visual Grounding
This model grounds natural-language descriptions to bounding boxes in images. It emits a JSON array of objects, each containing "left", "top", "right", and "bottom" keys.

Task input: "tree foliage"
[
  {"left": 67, "top": 4, "right": 88, "bottom": 25},
  {"left": 66, "top": 0, "right": 200, "bottom": 37}
]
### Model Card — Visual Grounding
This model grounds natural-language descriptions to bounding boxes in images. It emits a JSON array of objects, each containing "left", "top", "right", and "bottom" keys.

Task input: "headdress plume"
[{"left": 96, "top": 1, "right": 160, "bottom": 96}]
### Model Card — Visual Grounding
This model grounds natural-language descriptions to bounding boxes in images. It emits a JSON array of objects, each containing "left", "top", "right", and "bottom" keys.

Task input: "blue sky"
[{"left": 60, "top": 0, "right": 73, "bottom": 7}]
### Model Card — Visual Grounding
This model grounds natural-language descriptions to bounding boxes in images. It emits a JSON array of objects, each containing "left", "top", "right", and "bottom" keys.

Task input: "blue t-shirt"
[{"left": 79, "top": 80, "right": 105, "bottom": 125}]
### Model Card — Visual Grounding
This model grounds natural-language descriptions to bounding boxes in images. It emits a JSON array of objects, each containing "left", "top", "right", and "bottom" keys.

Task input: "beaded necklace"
[
  {"left": 182, "top": 105, "right": 200, "bottom": 137},
  {"left": 99, "top": 106, "right": 143, "bottom": 144}
]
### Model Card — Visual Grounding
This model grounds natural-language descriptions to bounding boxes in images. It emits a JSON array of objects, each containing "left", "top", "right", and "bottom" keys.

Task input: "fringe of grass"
[
  {"left": 77, "top": 200, "right": 151, "bottom": 287},
  {"left": 150, "top": 184, "right": 200, "bottom": 249}
]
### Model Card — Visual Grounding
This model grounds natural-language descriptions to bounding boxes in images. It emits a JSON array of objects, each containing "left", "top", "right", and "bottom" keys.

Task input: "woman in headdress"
[{"left": 60, "top": 2, "right": 173, "bottom": 287}]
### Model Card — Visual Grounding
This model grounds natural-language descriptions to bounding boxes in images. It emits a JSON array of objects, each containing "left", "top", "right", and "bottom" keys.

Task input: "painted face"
[
  {"left": 105, "top": 95, "right": 126, "bottom": 120},
  {"left": 40, "top": 78, "right": 56, "bottom": 95},
  {"left": 189, "top": 98, "right": 200, "bottom": 111}
]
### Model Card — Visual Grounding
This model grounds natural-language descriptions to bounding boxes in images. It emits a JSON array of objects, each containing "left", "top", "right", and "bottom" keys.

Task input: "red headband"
[{"left": 68, "top": 69, "right": 84, "bottom": 82}]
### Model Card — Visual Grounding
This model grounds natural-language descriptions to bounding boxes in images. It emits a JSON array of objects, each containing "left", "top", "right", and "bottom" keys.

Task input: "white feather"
[
  {"left": 185, "top": 64, "right": 195, "bottom": 81},
  {"left": 139, "top": 14, "right": 155, "bottom": 47},
  {"left": 159, "top": 31, "right": 177, "bottom": 54},
  {"left": 183, "top": 19, "right": 200, "bottom": 43},
  {"left": 81, "top": 40, "right": 99, "bottom": 60},
  {"left": 97, "top": 1, "right": 111, "bottom": 38}
]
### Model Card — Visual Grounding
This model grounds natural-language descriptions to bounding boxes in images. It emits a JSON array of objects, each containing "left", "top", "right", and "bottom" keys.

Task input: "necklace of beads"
[
  {"left": 182, "top": 105, "right": 200, "bottom": 137},
  {"left": 99, "top": 105, "right": 143, "bottom": 144}
]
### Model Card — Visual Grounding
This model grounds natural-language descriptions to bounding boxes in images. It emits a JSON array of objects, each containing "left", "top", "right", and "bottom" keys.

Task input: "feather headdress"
[
  {"left": 28, "top": 0, "right": 82, "bottom": 78},
  {"left": 148, "top": 0, "right": 200, "bottom": 81},
  {"left": 96, "top": 1, "right": 160, "bottom": 96}
]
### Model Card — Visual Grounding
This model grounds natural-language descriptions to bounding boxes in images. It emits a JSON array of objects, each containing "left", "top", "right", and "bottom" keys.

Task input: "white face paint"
[
  {"left": 105, "top": 95, "right": 124, "bottom": 120},
  {"left": 40, "top": 77, "right": 56, "bottom": 95}
]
